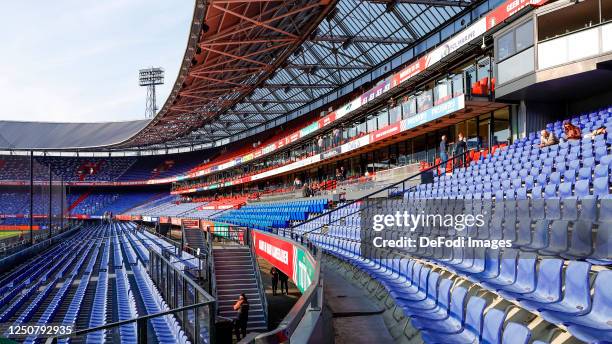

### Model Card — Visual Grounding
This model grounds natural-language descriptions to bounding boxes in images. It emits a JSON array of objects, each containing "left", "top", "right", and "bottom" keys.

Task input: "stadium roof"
[
  {"left": 0, "top": 120, "right": 148, "bottom": 150},
  {"left": 2, "top": 0, "right": 477, "bottom": 151},
  {"left": 121, "top": 0, "right": 471, "bottom": 150}
]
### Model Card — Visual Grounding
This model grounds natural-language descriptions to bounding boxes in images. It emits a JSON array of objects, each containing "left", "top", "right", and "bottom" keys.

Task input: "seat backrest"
[
  {"left": 593, "top": 176, "right": 609, "bottom": 196},
  {"left": 558, "top": 182, "right": 572, "bottom": 198},
  {"left": 535, "top": 259, "right": 564, "bottom": 300},
  {"left": 562, "top": 261, "right": 592, "bottom": 312},
  {"left": 501, "top": 323, "right": 531, "bottom": 344},
  {"left": 574, "top": 179, "right": 591, "bottom": 198},
  {"left": 590, "top": 270, "right": 612, "bottom": 321},
  {"left": 570, "top": 220, "right": 593, "bottom": 256},
  {"left": 481, "top": 308, "right": 506, "bottom": 344},
  {"left": 449, "top": 286, "right": 469, "bottom": 321},
  {"left": 592, "top": 225, "right": 610, "bottom": 260},
  {"left": 436, "top": 278, "right": 454, "bottom": 311},
  {"left": 464, "top": 296, "right": 487, "bottom": 334}
]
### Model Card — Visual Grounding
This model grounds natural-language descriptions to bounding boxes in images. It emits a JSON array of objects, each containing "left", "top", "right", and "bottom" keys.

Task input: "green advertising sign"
[
  {"left": 213, "top": 222, "right": 229, "bottom": 238},
  {"left": 293, "top": 247, "right": 315, "bottom": 293},
  {"left": 299, "top": 122, "right": 319, "bottom": 137}
]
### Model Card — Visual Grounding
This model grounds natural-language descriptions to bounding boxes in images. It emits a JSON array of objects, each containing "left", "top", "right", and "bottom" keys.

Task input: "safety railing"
[
  {"left": 44, "top": 248, "right": 215, "bottom": 344},
  {"left": 247, "top": 231, "right": 322, "bottom": 344},
  {"left": 149, "top": 249, "right": 215, "bottom": 343},
  {"left": 289, "top": 150, "right": 472, "bottom": 239},
  {"left": 247, "top": 228, "right": 269, "bottom": 328}
]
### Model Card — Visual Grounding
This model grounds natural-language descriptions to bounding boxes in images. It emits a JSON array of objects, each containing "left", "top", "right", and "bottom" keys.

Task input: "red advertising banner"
[
  {"left": 370, "top": 122, "right": 401, "bottom": 143},
  {"left": 171, "top": 217, "right": 182, "bottom": 226},
  {"left": 182, "top": 219, "right": 200, "bottom": 228},
  {"left": 394, "top": 56, "right": 426, "bottom": 86},
  {"left": 0, "top": 225, "right": 40, "bottom": 231},
  {"left": 486, "top": 0, "right": 550, "bottom": 29},
  {"left": 131, "top": 215, "right": 142, "bottom": 221},
  {"left": 318, "top": 111, "right": 336, "bottom": 128},
  {"left": 159, "top": 216, "right": 170, "bottom": 224},
  {"left": 253, "top": 231, "right": 294, "bottom": 278}
]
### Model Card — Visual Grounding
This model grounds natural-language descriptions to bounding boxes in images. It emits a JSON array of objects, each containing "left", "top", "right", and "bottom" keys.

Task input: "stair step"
[
  {"left": 218, "top": 304, "right": 263, "bottom": 311},
  {"left": 216, "top": 283, "right": 258, "bottom": 289},
  {"left": 219, "top": 312, "right": 266, "bottom": 321},
  {"left": 217, "top": 299, "right": 262, "bottom": 305},
  {"left": 217, "top": 282, "right": 259, "bottom": 287},
  {"left": 215, "top": 277, "right": 256, "bottom": 282},
  {"left": 214, "top": 260, "right": 252, "bottom": 264},
  {"left": 217, "top": 290, "right": 259, "bottom": 296}
]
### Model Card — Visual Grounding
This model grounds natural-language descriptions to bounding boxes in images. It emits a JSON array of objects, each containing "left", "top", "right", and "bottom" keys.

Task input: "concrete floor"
[{"left": 323, "top": 263, "right": 395, "bottom": 344}]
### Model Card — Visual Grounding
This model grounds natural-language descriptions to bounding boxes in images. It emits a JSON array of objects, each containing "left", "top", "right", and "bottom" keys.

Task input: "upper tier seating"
[
  {"left": 68, "top": 192, "right": 160, "bottom": 216},
  {"left": 122, "top": 198, "right": 207, "bottom": 217},
  {"left": 409, "top": 108, "right": 612, "bottom": 200},
  {"left": 0, "top": 153, "right": 208, "bottom": 183}
]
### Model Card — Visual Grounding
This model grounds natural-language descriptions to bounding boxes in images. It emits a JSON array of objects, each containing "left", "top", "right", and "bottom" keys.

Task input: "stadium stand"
[
  {"left": 3, "top": 0, "right": 612, "bottom": 342},
  {"left": 0, "top": 222, "right": 199, "bottom": 343}
]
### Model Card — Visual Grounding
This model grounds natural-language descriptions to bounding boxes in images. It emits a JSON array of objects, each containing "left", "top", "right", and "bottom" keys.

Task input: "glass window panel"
[
  {"left": 515, "top": 20, "right": 534, "bottom": 52},
  {"left": 497, "top": 31, "right": 514, "bottom": 61},
  {"left": 493, "top": 107, "right": 511, "bottom": 146},
  {"left": 416, "top": 90, "right": 433, "bottom": 113},
  {"left": 604, "top": 0, "right": 612, "bottom": 23}
]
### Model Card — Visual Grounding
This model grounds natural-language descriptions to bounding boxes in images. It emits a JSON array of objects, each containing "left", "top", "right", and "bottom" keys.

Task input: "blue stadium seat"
[{"left": 501, "top": 323, "right": 531, "bottom": 344}]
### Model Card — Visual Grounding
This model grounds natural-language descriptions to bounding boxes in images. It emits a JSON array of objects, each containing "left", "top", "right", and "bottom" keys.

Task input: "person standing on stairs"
[
  {"left": 279, "top": 270, "right": 289, "bottom": 295},
  {"left": 270, "top": 267, "right": 279, "bottom": 296},
  {"left": 233, "top": 293, "right": 250, "bottom": 340}
]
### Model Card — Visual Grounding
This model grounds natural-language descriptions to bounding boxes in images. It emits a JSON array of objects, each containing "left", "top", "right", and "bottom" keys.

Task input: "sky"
[{"left": 0, "top": 0, "right": 194, "bottom": 123}]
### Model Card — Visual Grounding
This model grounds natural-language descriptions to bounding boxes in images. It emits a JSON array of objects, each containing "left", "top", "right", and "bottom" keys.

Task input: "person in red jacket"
[{"left": 563, "top": 120, "right": 582, "bottom": 140}]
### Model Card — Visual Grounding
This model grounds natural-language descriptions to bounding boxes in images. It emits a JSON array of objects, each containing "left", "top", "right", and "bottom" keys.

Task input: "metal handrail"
[
  {"left": 247, "top": 228, "right": 269, "bottom": 326},
  {"left": 208, "top": 230, "right": 218, "bottom": 308},
  {"left": 251, "top": 233, "right": 323, "bottom": 343},
  {"left": 46, "top": 301, "right": 214, "bottom": 343},
  {"left": 292, "top": 150, "right": 471, "bottom": 236}
]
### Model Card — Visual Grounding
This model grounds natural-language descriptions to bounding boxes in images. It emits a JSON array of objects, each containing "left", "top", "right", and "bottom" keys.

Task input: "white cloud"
[{"left": 0, "top": 0, "right": 194, "bottom": 122}]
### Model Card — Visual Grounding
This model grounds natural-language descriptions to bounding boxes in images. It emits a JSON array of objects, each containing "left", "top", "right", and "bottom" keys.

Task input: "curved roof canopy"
[
  {"left": 2, "top": 0, "right": 472, "bottom": 151},
  {"left": 0, "top": 120, "right": 149, "bottom": 150},
  {"left": 120, "top": 0, "right": 469, "bottom": 149}
]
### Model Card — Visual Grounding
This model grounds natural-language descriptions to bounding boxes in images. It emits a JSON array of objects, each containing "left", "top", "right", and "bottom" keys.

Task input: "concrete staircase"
[
  {"left": 184, "top": 228, "right": 207, "bottom": 253},
  {"left": 213, "top": 246, "right": 267, "bottom": 332}
]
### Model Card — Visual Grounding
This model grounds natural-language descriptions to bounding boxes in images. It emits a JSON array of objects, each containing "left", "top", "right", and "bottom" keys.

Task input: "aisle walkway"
[
  {"left": 323, "top": 260, "right": 395, "bottom": 344},
  {"left": 257, "top": 257, "right": 300, "bottom": 330}
]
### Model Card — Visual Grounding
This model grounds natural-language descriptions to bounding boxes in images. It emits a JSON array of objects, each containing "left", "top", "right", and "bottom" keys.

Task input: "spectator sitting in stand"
[
  {"left": 563, "top": 120, "right": 582, "bottom": 140},
  {"left": 585, "top": 126, "right": 607, "bottom": 138},
  {"left": 539, "top": 129, "right": 559, "bottom": 147}
]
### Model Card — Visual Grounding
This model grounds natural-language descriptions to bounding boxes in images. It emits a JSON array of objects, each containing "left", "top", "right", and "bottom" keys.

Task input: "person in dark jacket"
[
  {"left": 279, "top": 271, "right": 289, "bottom": 295},
  {"left": 233, "top": 293, "right": 250, "bottom": 340},
  {"left": 453, "top": 132, "right": 467, "bottom": 167},
  {"left": 439, "top": 135, "right": 448, "bottom": 173},
  {"left": 270, "top": 267, "right": 279, "bottom": 296}
]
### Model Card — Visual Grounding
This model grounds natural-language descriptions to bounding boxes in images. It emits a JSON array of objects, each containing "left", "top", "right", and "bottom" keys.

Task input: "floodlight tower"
[{"left": 139, "top": 67, "right": 165, "bottom": 118}]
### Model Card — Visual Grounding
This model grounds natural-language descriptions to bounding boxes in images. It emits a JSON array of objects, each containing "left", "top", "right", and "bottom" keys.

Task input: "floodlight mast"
[{"left": 139, "top": 67, "right": 165, "bottom": 119}]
